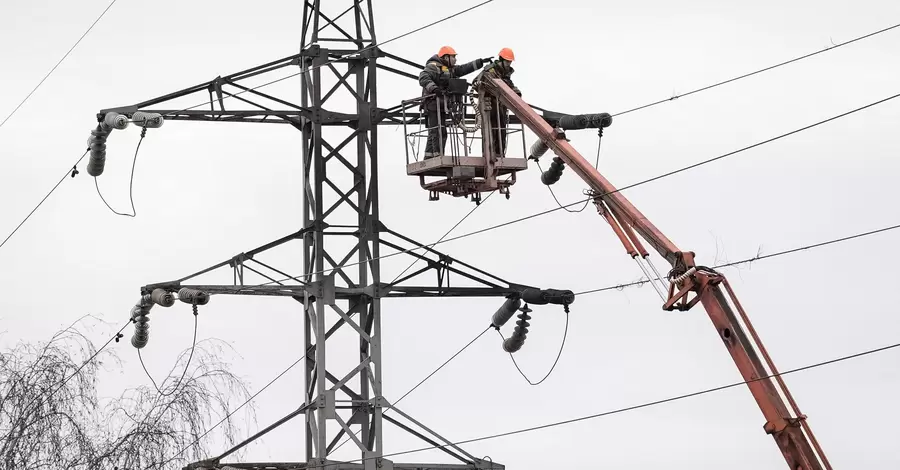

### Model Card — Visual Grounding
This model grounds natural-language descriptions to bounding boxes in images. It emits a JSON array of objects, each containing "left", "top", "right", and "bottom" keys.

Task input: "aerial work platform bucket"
[{"left": 401, "top": 81, "right": 529, "bottom": 204}]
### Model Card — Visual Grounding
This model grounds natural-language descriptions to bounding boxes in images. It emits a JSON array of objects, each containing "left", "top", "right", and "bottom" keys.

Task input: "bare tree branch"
[{"left": 0, "top": 320, "right": 255, "bottom": 470}]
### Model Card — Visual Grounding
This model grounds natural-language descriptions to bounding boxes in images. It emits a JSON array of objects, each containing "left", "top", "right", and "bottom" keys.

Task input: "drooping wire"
[
  {"left": 310, "top": 340, "right": 900, "bottom": 469},
  {"left": 611, "top": 21, "right": 900, "bottom": 117},
  {"left": 94, "top": 128, "right": 146, "bottom": 218},
  {"left": 574, "top": 221, "right": 900, "bottom": 297},
  {"left": 498, "top": 307, "right": 569, "bottom": 386},
  {"left": 533, "top": 129, "right": 603, "bottom": 213},
  {"left": 0, "top": 0, "right": 120, "bottom": 130},
  {"left": 137, "top": 312, "right": 199, "bottom": 398},
  {"left": 0, "top": 149, "right": 88, "bottom": 251}
]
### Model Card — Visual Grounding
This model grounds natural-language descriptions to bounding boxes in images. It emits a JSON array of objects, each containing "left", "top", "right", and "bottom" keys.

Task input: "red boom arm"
[{"left": 485, "top": 78, "right": 831, "bottom": 469}]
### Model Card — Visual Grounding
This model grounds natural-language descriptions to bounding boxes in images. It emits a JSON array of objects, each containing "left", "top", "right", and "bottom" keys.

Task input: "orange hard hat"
[
  {"left": 438, "top": 45, "right": 457, "bottom": 57},
  {"left": 498, "top": 47, "right": 515, "bottom": 61}
]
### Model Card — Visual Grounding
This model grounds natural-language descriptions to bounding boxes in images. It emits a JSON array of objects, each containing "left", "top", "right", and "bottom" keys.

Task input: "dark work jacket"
[
  {"left": 473, "top": 61, "right": 521, "bottom": 97},
  {"left": 418, "top": 54, "right": 481, "bottom": 111}
]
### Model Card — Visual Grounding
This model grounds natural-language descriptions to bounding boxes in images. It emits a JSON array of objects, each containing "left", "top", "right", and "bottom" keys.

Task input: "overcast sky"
[{"left": 2, "top": 0, "right": 900, "bottom": 468}]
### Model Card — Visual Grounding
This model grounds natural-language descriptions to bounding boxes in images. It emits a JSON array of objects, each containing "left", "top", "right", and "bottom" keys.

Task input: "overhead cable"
[
  {"left": 0, "top": 1, "right": 494, "bottom": 253},
  {"left": 390, "top": 176, "right": 510, "bottom": 285},
  {"left": 0, "top": 150, "right": 88, "bottom": 251},
  {"left": 612, "top": 21, "right": 900, "bottom": 117},
  {"left": 329, "top": 325, "right": 493, "bottom": 454},
  {"left": 157, "top": 352, "right": 309, "bottom": 468},
  {"left": 304, "top": 340, "right": 900, "bottom": 469},
  {"left": 223, "top": 89, "right": 900, "bottom": 293},
  {"left": 0, "top": 0, "right": 119, "bottom": 130},
  {"left": 574, "top": 222, "right": 900, "bottom": 297}
]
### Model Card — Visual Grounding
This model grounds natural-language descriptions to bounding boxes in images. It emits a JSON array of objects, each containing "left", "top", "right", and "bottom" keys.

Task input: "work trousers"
[
  {"left": 424, "top": 108, "right": 450, "bottom": 157},
  {"left": 487, "top": 101, "right": 510, "bottom": 157}
]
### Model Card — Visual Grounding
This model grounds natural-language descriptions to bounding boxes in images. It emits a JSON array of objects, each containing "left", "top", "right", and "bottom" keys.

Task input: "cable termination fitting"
[
  {"left": 521, "top": 288, "right": 575, "bottom": 306},
  {"left": 132, "top": 111, "right": 164, "bottom": 129},
  {"left": 150, "top": 288, "right": 175, "bottom": 307},
  {"left": 178, "top": 288, "right": 210, "bottom": 306}
]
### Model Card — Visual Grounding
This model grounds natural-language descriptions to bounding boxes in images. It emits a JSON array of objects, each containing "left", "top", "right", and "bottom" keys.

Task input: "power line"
[
  {"left": 390, "top": 177, "right": 508, "bottom": 285},
  {"left": 314, "top": 339, "right": 900, "bottom": 468},
  {"left": 612, "top": 21, "right": 900, "bottom": 117},
  {"left": 162, "top": 325, "right": 489, "bottom": 466},
  {"left": 217, "top": 88, "right": 900, "bottom": 295},
  {"left": 0, "top": 0, "right": 119, "bottom": 130},
  {"left": 0, "top": 149, "right": 88, "bottom": 251},
  {"left": 574, "top": 222, "right": 900, "bottom": 296},
  {"left": 434, "top": 90, "right": 900, "bottom": 245},
  {"left": 151, "top": 214, "right": 900, "bottom": 466},
  {"left": 157, "top": 353, "right": 309, "bottom": 468},
  {"left": 319, "top": 325, "right": 493, "bottom": 454},
  {"left": 0, "top": 1, "right": 495, "bottom": 253}
]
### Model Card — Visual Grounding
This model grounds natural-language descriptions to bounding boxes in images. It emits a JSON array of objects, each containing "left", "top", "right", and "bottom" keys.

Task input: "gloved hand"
[
  {"left": 476, "top": 56, "right": 493, "bottom": 68},
  {"left": 513, "top": 86, "right": 522, "bottom": 97},
  {"left": 425, "top": 83, "right": 439, "bottom": 95}
]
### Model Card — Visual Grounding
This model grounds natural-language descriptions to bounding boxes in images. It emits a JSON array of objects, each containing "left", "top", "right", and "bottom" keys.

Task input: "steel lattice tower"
[{"left": 96, "top": 2, "right": 570, "bottom": 469}]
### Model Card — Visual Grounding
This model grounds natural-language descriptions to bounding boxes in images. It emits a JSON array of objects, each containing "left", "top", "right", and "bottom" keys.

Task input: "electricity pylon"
[{"left": 95, "top": 2, "right": 573, "bottom": 469}]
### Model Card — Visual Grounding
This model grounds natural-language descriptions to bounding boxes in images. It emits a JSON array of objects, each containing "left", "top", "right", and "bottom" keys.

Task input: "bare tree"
[{"left": 0, "top": 317, "right": 255, "bottom": 470}]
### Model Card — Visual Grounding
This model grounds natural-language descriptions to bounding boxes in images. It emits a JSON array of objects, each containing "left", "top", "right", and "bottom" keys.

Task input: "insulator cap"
[
  {"left": 528, "top": 139, "right": 550, "bottom": 160},
  {"left": 491, "top": 296, "right": 522, "bottom": 328},
  {"left": 521, "top": 288, "right": 575, "bottom": 306},
  {"left": 178, "top": 288, "right": 210, "bottom": 305},
  {"left": 132, "top": 111, "right": 164, "bottom": 129},
  {"left": 130, "top": 300, "right": 152, "bottom": 349},
  {"left": 556, "top": 113, "right": 613, "bottom": 130},
  {"left": 104, "top": 112, "right": 129, "bottom": 130},
  {"left": 503, "top": 336, "right": 525, "bottom": 353},
  {"left": 502, "top": 309, "right": 531, "bottom": 353},
  {"left": 131, "top": 321, "right": 149, "bottom": 349},
  {"left": 87, "top": 126, "right": 110, "bottom": 176},
  {"left": 150, "top": 288, "right": 175, "bottom": 307},
  {"left": 540, "top": 157, "right": 565, "bottom": 185}
]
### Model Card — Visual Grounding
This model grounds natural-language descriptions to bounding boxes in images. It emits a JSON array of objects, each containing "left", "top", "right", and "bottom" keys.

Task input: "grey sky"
[{"left": 1, "top": 0, "right": 899, "bottom": 468}]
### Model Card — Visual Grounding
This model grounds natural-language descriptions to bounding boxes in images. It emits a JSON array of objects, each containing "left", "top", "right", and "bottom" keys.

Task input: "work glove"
[
  {"left": 425, "top": 83, "right": 439, "bottom": 95},
  {"left": 513, "top": 86, "right": 522, "bottom": 97}
]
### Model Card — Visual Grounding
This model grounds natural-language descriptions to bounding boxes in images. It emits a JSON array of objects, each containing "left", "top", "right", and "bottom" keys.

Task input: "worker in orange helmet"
[
  {"left": 473, "top": 47, "right": 521, "bottom": 158},
  {"left": 419, "top": 45, "right": 490, "bottom": 158}
]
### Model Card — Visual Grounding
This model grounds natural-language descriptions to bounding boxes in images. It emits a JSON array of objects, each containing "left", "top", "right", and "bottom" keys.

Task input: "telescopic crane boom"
[{"left": 483, "top": 78, "right": 831, "bottom": 470}]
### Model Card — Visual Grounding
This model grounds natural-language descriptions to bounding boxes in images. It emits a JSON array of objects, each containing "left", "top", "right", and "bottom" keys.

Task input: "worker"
[
  {"left": 473, "top": 48, "right": 520, "bottom": 158},
  {"left": 419, "top": 46, "right": 488, "bottom": 158}
]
